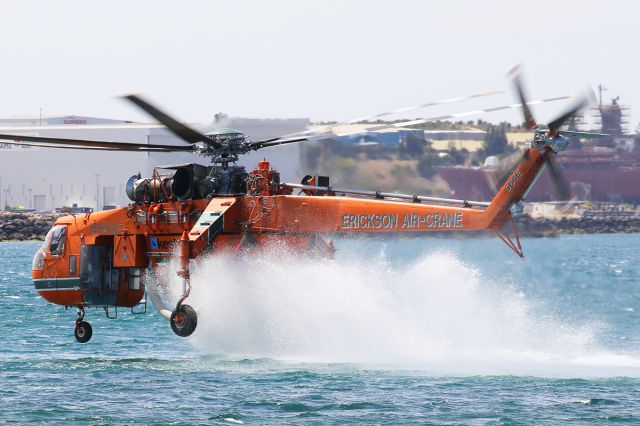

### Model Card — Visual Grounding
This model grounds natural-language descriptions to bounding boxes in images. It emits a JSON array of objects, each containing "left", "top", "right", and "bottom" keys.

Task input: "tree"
[
  {"left": 482, "top": 123, "right": 510, "bottom": 156},
  {"left": 398, "top": 133, "right": 425, "bottom": 159},
  {"left": 417, "top": 152, "right": 451, "bottom": 178},
  {"left": 447, "top": 146, "right": 468, "bottom": 165}
]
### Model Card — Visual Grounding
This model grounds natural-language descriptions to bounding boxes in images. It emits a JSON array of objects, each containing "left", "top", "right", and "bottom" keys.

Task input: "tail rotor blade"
[
  {"left": 493, "top": 150, "right": 529, "bottom": 189},
  {"left": 547, "top": 90, "right": 593, "bottom": 133},
  {"left": 546, "top": 156, "right": 570, "bottom": 200},
  {"left": 508, "top": 64, "right": 537, "bottom": 129},
  {"left": 483, "top": 169, "right": 499, "bottom": 195}
]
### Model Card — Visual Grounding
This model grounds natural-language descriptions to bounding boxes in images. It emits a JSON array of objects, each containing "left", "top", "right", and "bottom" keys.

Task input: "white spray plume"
[{"left": 164, "top": 243, "right": 640, "bottom": 377}]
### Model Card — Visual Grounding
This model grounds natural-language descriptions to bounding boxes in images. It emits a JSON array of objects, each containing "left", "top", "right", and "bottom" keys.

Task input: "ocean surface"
[{"left": 1, "top": 234, "right": 639, "bottom": 424}]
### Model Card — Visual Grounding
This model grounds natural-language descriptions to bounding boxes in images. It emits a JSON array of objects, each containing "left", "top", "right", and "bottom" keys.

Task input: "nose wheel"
[{"left": 74, "top": 307, "right": 93, "bottom": 343}]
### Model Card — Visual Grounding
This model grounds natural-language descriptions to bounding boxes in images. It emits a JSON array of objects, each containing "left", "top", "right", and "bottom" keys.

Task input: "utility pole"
[
  {"left": 5, "top": 185, "right": 10, "bottom": 210},
  {"left": 95, "top": 173, "right": 100, "bottom": 211}
]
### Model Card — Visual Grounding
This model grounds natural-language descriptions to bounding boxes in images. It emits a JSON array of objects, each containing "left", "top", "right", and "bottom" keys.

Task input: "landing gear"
[
  {"left": 74, "top": 307, "right": 93, "bottom": 343},
  {"left": 169, "top": 274, "right": 197, "bottom": 337},
  {"left": 170, "top": 304, "right": 197, "bottom": 337},
  {"left": 169, "top": 231, "right": 198, "bottom": 338}
]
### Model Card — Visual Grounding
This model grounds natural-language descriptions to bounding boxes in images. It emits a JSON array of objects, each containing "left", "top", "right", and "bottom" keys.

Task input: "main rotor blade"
[
  {"left": 316, "top": 90, "right": 504, "bottom": 133},
  {"left": 508, "top": 64, "right": 537, "bottom": 130},
  {"left": 547, "top": 93, "right": 592, "bottom": 133},
  {"left": 123, "top": 94, "right": 221, "bottom": 148},
  {"left": 0, "top": 140, "right": 113, "bottom": 151},
  {"left": 0, "top": 133, "right": 193, "bottom": 152},
  {"left": 280, "top": 90, "right": 505, "bottom": 140},
  {"left": 0, "top": 140, "right": 173, "bottom": 152},
  {"left": 546, "top": 156, "right": 570, "bottom": 200},
  {"left": 316, "top": 96, "right": 572, "bottom": 138},
  {"left": 249, "top": 136, "right": 310, "bottom": 150}
]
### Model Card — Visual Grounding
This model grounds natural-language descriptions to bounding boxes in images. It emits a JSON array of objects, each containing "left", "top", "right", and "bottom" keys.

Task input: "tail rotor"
[{"left": 503, "top": 65, "right": 598, "bottom": 204}]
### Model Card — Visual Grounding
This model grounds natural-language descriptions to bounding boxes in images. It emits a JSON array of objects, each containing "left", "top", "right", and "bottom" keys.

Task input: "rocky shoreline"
[
  {"left": 515, "top": 214, "right": 640, "bottom": 237},
  {"left": 0, "top": 211, "right": 638, "bottom": 242},
  {"left": 0, "top": 212, "right": 60, "bottom": 241}
]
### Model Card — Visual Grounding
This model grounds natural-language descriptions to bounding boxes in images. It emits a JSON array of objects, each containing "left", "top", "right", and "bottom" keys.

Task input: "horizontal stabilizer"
[{"left": 558, "top": 130, "right": 609, "bottom": 139}]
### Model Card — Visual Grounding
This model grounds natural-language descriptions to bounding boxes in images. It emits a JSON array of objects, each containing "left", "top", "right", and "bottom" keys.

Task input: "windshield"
[
  {"left": 33, "top": 225, "right": 67, "bottom": 270},
  {"left": 44, "top": 225, "right": 67, "bottom": 257}
]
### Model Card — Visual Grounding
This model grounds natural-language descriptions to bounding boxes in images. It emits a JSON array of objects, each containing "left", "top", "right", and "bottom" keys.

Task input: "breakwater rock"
[
  {"left": 0, "top": 212, "right": 59, "bottom": 241},
  {"left": 515, "top": 214, "right": 640, "bottom": 237}
]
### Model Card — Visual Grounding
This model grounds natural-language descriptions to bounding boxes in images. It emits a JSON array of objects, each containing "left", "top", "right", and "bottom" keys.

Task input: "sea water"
[{"left": 0, "top": 234, "right": 638, "bottom": 424}]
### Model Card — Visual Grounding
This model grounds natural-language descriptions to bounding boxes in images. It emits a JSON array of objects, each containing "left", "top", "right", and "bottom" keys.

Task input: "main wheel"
[
  {"left": 74, "top": 321, "right": 93, "bottom": 343},
  {"left": 170, "top": 304, "right": 197, "bottom": 337}
]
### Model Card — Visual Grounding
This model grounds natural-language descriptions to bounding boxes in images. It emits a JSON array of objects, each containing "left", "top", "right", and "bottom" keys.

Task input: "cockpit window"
[{"left": 45, "top": 225, "right": 67, "bottom": 257}]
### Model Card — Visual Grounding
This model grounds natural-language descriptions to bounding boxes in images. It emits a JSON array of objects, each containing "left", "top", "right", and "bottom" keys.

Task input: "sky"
[{"left": 1, "top": 0, "right": 638, "bottom": 131}]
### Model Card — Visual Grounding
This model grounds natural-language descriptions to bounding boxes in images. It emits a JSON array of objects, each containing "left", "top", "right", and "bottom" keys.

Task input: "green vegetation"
[
  {"left": 300, "top": 120, "right": 527, "bottom": 194},
  {"left": 417, "top": 152, "right": 449, "bottom": 178},
  {"left": 481, "top": 123, "right": 514, "bottom": 157}
]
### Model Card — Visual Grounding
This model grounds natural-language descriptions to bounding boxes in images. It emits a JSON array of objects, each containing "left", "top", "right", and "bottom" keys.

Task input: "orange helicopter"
[{"left": 0, "top": 70, "right": 604, "bottom": 343}]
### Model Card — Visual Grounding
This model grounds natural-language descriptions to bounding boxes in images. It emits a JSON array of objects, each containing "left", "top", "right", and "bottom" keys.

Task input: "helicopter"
[{"left": 0, "top": 68, "right": 606, "bottom": 343}]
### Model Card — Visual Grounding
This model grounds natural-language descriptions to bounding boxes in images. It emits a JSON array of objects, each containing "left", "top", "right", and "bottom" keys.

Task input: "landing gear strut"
[
  {"left": 74, "top": 307, "right": 93, "bottom": 343},
  {"left": 170, "top": 231, "right": 198, "bottom": 337}
]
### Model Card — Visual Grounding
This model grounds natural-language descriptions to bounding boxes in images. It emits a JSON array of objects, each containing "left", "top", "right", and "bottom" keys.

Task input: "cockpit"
[{"left": 32, "top": 225, "right": 67, "bottom": 270}]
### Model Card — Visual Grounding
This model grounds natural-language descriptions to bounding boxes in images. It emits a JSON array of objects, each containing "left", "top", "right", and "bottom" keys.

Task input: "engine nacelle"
[
  {"left": 126, "top": 167, "right": 193, "bottom": 203},
  {"left": 126, "top": 164, "right": 223, "bottom": 203}
]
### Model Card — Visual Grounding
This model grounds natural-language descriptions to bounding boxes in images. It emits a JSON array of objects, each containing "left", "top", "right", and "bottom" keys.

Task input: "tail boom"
[{"left": 483, "top": 146, "right": 549, "bottom": 228}]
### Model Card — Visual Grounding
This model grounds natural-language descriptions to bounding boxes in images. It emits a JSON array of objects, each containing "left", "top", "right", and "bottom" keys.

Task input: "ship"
[{"left": 435, "top": 88, "right": 640, "bottom": 203}]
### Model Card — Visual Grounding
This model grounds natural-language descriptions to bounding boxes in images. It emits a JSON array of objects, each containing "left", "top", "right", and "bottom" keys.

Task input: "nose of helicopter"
[
  {"left": 32, "top": 246, "right": 45, "bottom": 271},
  {"left": 32, "top": 246, "right": 53, "bottom": 298}
]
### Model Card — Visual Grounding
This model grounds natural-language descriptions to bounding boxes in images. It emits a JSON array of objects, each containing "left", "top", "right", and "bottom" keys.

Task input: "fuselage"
[{"left": 32, "top": 147, "right": 551, "bottom": 310}]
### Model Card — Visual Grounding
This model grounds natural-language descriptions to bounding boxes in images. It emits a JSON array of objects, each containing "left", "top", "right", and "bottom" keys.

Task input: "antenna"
[{"left": 597, "top": 84, "right": 607, "bottom": 107}]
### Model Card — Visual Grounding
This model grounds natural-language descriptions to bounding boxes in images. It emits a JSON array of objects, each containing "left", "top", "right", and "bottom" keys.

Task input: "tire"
[
  {"left": 170, "top": 304, "right": 197, "bottom": 337},
  {"left": 74, "top": 321, "right": 93, "bottom": 343}
]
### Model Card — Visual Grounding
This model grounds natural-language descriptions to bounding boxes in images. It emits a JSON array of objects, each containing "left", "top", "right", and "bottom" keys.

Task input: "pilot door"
[{"left": 79, "top": 244, "right": 119, "bottom": 306}]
